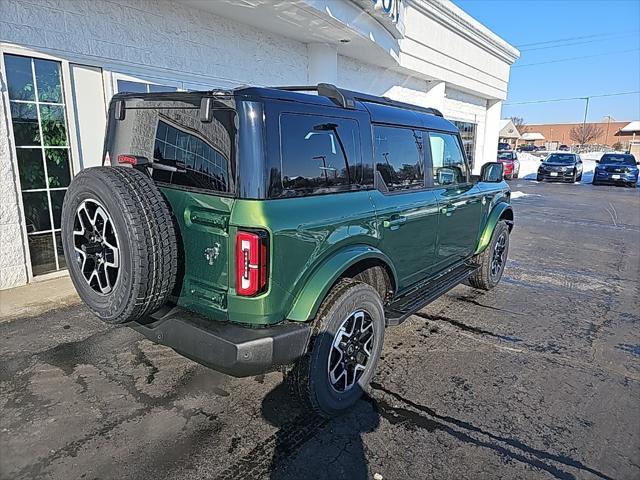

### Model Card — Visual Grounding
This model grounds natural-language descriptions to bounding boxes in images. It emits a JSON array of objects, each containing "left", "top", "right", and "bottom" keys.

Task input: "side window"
[
  {"left": 373, "top": 126, "right": 424, "bottom": 191},
  {"left": 429, "top": 132, "right": 469, "bottom": 186},
  {"left": 278, "top": 114, "right": 362, "bottom": 197}
]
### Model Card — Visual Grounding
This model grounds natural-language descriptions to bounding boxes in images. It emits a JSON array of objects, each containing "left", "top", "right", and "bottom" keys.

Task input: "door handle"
[
  {"left": 440, "top": 204, "right": 457, "bottom": 216},
  {"left": 383, "top": 216, "right": 407, "bottom": 230}
]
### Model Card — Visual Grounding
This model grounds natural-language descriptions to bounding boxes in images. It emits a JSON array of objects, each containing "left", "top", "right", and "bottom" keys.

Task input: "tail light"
[{"left": 235, "top": 230, "right": 268, "bottom": 296}]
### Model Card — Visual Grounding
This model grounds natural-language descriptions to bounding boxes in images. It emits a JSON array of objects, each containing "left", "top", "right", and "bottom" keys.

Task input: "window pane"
[
  {"left": 40, "top": 105, "right": 68, "bottom": 146},
  {"left": 278, "top": 114, "right": 361, "bottom": 197},
  {"left": 151, "top": 120, "right": 232, "bottom": 192},
  {"left": 17, "top": 148, "right": 46, "bottom": 190},
  {"left": 55, "top": 231, "right": 67, "bottom": 270},
  {"left": 34, "top": 59, "right": 63, "bottom": 103},
  {"left": 50, "top": 190, "right": 66, "bottom": 229},
  {"left": 148, "top": 84, "right": 177, "bottom": 93},
  {"left": 429, "top": 133, "right": 468, "bottom": 186},
  {"left": 46, "top": 149, "right": 71, "bottom": 187},
  {"left": 4, "top": 54, "right": 35, "bottom": 101},
  {"left": 374, "top": 126, "right": 424, "bottom": 191},
  {"left": 28, "top": 232, "right": 56, "bottom": 276},
  {"left": 117, "top": 80, "right": 147, "bottom": 93},
  {"left": 22, "top": 191, "right": 51, "bottom": 233},
  {"left": 10, "top": 102, "right": 40, "bottom": 146}
]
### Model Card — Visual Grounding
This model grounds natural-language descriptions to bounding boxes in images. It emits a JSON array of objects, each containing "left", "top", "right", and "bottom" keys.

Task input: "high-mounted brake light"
[
  {"left": 235, "top": 230, "right": 268, "bottom": 296},
  {"left": 117, "top": 154, "right": 149, "bottom": 166}
]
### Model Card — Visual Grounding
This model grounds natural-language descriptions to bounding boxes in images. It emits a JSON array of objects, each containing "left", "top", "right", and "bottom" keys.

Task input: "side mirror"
[
  {"left": 480, "top": 162, "right": 504, "bottom": 183},
  {"left": 596, "top": 159, "right": 600, "bottom": 163}
]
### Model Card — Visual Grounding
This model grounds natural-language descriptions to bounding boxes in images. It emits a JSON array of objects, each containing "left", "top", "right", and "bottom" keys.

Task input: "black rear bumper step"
[
  {"left": 384, "top": 263, "right": 479, "bottom": 326},
  {"left": 131, "top": 307, "right": 311, "bottom": 377}
]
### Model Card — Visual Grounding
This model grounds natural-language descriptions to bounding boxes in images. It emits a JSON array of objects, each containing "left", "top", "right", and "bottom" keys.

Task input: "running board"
[{"left": 384, "top": 263, "right": 479, "bottom": 326}]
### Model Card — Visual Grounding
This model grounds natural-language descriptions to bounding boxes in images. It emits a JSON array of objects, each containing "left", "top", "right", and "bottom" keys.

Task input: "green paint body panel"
[
  {"left": 161, "top": 181, "right": 510, "bottom": 327},
  {"left": 473, "top": 193, "right": 513, "bottom": 255}
]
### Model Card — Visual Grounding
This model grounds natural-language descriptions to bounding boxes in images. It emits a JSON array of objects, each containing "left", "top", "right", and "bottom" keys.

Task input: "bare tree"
[
  {"left": 509, "top": 116, "right": 529, "bottom": 134},
  {"left": 569, "top": 123, "right": 604, "bottom": 145}
]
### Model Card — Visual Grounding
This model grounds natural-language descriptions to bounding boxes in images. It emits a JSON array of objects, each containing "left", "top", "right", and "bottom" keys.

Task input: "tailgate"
[{"left": 103, "top": 91, "right": 237, "bottom": 318}]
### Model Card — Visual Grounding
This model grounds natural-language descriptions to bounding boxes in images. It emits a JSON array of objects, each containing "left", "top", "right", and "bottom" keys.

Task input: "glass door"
[{"left": 4, "top": 54, "right": 73, "bottom": 276}]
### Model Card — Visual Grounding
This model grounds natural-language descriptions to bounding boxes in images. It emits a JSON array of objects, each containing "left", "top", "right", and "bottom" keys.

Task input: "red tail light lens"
[
  {"left": 117, "top": 154, "right": 149, "bottom": 166},
  {"left": 235, "top": 230, "right": 268, "bottom": 296}
]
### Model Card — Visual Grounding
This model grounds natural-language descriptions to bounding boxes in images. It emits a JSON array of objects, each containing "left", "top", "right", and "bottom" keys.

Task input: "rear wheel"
[
  {"left": 468, "top": 221, "right": 510, "bottom": 291},
  {"left": 287, "top": 279, "right": 385, "bottom": 418},
  {"left": 61, "top": 167, "right": 178, "bottom": 324}
]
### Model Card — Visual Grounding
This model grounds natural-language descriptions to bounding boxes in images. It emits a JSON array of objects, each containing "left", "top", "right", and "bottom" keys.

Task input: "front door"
[
  {"left": 371, "top": 125, "right": 439, "bottom": 290},
  {"left": 428, "top": 131, "right": 483, "bottom": 271}
]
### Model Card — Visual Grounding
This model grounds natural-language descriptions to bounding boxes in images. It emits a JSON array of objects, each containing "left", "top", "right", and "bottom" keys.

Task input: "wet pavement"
[{"left": 1, "top": 180, "right": 639, "bottom": 480}]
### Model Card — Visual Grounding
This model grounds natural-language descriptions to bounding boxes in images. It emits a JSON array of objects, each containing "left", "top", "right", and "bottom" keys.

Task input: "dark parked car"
[
  {"left": 497, "top": 150, "right": 520, "bottom": 179},
  {"left": 517, "top": 144, "right": 536, "bottom": 152},
  {"left": 498, "top": 142, "right": 511, "bottom": 151},
  {"left": 558, "top": 145, "right": 570, "bottom": 151},
  {"left": 61, "top": 83, "right": 513, "bottom": 417},
  {"left": 537, "top": 153, "right": 583, "bottom": 182},
  {"left": 593, "top": 153, "right": 639, "bottom": 187}
]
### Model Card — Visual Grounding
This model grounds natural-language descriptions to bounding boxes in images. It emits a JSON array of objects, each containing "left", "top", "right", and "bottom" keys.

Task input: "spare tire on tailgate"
[{"left": 61, "top": 166, "right": 178, "bottom": 324}]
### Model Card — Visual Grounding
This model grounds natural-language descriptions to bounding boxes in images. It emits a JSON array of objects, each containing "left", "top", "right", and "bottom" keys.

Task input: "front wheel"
[
  {"left": 287, "top": 279, "right": 385, "bottom": 418},
  {"left": 536, "top": 174, "right": 543, "bottom": 182},
  {"left": 468, "top": 221, "right": 510, "bottom": 290}
]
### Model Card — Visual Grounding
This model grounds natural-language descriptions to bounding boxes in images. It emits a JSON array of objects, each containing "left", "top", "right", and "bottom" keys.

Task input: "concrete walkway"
[{"left": 0, "top": 275, "right": 79, "bottom": 323}]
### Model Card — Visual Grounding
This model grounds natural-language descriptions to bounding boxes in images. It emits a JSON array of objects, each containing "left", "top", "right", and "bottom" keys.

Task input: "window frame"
[{"left": 0, "top": 45, "right": 82, "bottom": 281}]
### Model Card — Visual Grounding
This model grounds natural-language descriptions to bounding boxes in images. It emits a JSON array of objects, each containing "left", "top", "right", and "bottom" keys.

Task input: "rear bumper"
[{"left": 132, "top": 307, "right": 311, "bottom": 377}]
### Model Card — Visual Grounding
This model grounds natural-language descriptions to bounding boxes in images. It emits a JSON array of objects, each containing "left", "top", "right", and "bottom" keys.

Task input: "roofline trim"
[{"left": 406, "top": 0, "right": 520, "bottom": 64}]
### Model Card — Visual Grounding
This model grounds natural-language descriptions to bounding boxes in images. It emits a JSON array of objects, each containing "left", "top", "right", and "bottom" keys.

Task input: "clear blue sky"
[{"left": 452, "top": 0, "right": 640, "bottom": 124}]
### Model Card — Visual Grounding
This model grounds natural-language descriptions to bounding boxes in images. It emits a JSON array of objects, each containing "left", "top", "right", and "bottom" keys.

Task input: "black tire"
[
  {"left": 61, "top": 167, "right": 178, "bottom": 324},
  {"left": 571, "top": 171, "right": 577, "bottom": 183},
  {"left": 287, "top": 279, "right": 385, "bottom": 418},
  {"left": 577, "top": 172, "right": 583, "bottom": 182},
  {"left": 536, "top": 174, "right": 543, "bottom": 182},
  {"left": 468, "top": 221, "right": 510, "bottom": 291},
  {"left": 513, "top": 172, "right": 519, "bottom": 179},
  {"left": 592, "top": 178, "right": 599, "bottom": 185}
]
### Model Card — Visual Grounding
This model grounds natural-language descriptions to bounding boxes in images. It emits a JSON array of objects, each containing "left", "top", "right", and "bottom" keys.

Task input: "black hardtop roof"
[{"left": 235, "top": 84, "right": 458, "bottom": 133}]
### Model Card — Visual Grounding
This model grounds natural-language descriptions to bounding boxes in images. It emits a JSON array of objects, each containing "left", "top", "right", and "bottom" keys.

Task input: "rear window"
[
  {"left": 274, "top": 113, "right": 363, "bottom": 197},
  {"left": 105, "top": 94, "right": 236, "bottom": 194},
  {"left": 601, "top": 154, "right": 635, "bottom": 165}
]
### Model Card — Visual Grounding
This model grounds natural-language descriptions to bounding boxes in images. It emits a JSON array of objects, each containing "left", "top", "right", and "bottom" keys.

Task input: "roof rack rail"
[{"left": 275, "top": 83, "right": 443, "bottom": 117}]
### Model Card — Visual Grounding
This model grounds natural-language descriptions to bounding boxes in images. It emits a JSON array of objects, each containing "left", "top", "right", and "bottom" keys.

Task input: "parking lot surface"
[{"left": 1, "top": 181, "right": 639, "bottom": 480}]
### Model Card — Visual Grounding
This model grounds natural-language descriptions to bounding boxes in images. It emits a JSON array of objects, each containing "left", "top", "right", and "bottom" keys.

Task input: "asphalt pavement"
[{"left": 1, "top": 180, "right": 639, "bottom": 480}]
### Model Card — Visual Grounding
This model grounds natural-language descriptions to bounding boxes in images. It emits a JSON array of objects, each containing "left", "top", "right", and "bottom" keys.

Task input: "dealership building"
[{"left": 0, "top": 0, "right": 519, "bottom": 289}]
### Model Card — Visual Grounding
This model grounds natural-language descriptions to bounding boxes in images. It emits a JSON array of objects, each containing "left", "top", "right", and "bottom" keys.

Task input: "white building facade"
[{"left": 0, "top": 0, "right": 519, "bottom": 289}]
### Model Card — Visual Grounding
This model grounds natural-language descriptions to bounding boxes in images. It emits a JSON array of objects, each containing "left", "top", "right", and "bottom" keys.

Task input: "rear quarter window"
[{"left": 272, "top": 113, "right": 365, "bottom": 198}]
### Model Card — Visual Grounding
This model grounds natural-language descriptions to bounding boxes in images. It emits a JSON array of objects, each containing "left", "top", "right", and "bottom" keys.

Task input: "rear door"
[
  {"left": 104, "top": 93, "right": 237, "bottom": 317},
  {"left": 428, "top": 131, "right": 483, "bottom": 271},
  {"left": 371, "top": 125, "right": 439, "bottom": 290}
]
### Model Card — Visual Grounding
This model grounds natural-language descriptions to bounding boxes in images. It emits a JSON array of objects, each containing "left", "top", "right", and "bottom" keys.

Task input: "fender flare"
[
  {"left": 474, "top": 202, "right": 513, "bottom": 255},
  {"left": 286, "top": 245, "right": 397, "bottom": 322}
]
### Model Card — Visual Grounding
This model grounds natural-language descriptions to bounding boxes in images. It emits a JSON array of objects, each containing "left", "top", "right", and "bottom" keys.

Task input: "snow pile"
[{"left": 510, "top": 191, "right": 541, "bottom": 200}]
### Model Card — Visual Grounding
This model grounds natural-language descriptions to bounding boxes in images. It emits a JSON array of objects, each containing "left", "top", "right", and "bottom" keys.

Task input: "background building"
[
  {"left": 523, "top": 120, "right": 632, "bottom": 148},
  {"left": 0, "top": 0, "right": 519, "bottom": 289}
]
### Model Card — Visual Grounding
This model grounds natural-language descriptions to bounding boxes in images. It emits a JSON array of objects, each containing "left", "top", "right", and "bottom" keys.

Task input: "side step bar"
[{"left": 384, "top": 263, "right": 479, "bottom": 326}]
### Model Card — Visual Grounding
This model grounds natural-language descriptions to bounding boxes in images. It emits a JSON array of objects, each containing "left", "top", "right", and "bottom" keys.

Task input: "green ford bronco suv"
[{"left": 61, "top": 84, "right": 512, "bottom": 417}]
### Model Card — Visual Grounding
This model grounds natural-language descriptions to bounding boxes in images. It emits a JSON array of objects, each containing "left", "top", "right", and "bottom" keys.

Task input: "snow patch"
[{"left": 510, "top": 191, "right": 540, "bottom": 200}]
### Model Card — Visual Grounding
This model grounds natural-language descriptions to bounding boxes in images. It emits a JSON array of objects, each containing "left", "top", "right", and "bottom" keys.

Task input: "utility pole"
[
  {"left": 581, "top": 97, "right": 590, "bottom": 146},
  {"left": 604, "top": 115, "right": 614, "bottom": 146}
]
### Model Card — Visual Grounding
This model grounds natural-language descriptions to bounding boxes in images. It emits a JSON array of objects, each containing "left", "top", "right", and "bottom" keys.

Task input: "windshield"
[
  {"left": 600, "top": 154, "right": 635, "bottom": 165},
  {"left": 497, "top": 152, "right": 514, "bottom": 160},
  {"left": 545, "top": 154, "right": 576, "bottom": 164}
]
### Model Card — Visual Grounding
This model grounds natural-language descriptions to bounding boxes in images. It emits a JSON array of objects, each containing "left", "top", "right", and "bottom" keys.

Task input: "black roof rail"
[{"left": 274, "top": 83, "right": 443, "bottom": 117}]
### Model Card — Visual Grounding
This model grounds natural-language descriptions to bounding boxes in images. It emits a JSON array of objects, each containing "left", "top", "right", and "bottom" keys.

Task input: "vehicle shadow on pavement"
[{"left": 216, "top": 378, "right": 380, "bottom": 480}]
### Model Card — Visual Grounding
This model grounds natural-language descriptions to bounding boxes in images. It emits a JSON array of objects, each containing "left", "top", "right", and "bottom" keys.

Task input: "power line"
[
  {"left": 504, "top": 91, "right": 640, "bottom": 106},
  {"left": 513, "top": 48, "right": 640, "bottom": 67},
  {"left": 515, "top": 31, "right": 638, "bottom": 48},
  {"left": 520, "top": 32, "right": 639, "bottom": 52}
]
